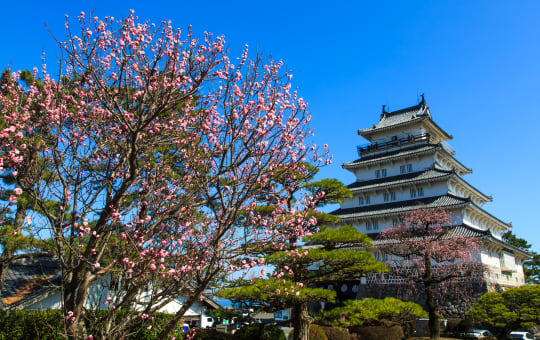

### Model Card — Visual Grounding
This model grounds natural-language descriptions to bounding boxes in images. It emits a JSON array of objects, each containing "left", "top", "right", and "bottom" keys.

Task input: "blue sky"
[{"left": 1, "top": 1, "right": 539, "bottom": 251}]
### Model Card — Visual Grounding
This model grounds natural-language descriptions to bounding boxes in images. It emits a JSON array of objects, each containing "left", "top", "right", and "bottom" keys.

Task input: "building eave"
[
  {"left": 348, "top": 168, "right": 453, "bottom": 193},
  {"left": 331, "top": 194, "right": 471, "bottom": 222}
]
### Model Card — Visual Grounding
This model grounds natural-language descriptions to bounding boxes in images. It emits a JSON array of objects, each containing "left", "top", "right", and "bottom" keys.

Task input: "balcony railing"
[{"left": 357, "top": 133, "right": 431, "bottom": 156}]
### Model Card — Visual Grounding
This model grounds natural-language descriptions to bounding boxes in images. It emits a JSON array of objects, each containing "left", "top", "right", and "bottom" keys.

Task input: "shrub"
[
  {"left": 191, "top": 328, "right": 235, "bottom": 340},
  {"left": 350, "top": 324, "right": 404, "bottom": 340},
  {"left": 0, "top": 309, "right": 186, "bottom": 340},
  {"left": 309, "top": 324, "right": 328, "bottom": 340},
  {"left": 320, "top": 326, "right": 350, "bottom": 340},
  {"left": 234, "top": 324, "right": 286, "bottom": 340}
]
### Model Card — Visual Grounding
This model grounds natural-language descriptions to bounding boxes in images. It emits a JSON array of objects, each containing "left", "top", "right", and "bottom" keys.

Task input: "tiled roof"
[
  {"left": 347, "top": 168, "right": 453, "bottom": 191},
  {"left": 330, "top": 194, "right": 471, "bottom": 221},
  {"left": 343, "top": 143, "right": 440, "bottom": 168},
  {"left": 369, "top": 224, "right": 491, "bottom": 246},
  {"left": 368, "top": 224, "right": 531, "bottom": 258},
  {"left": 0, "top": 257, "right": 61, "bottom": 309},
  {"left": 358, "top": 101, "right": 430, "bottom": 135}
]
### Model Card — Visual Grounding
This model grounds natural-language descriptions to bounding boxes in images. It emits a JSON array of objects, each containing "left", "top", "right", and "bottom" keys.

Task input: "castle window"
[
  {"left": 392, "top": 218, "right": 400, "bottom": 226},
  {"left": 400, "top": 165, "right": 406, "bottom": 174},
  {"left": 366, "top": 221, "right": 372, "bottom": 231},
  {"left": 373, "top": 221, "right": 379, "bottom": 230},
  {"left": 418, "top": 188, "right": 424, "bottom": 197},
  {"left": 410, "top": 188, "right": 417, "bottom": 198},
  {"left": 407, "top": 164, "right": 413, "bottom": 172},
  {"left": 375, "top": 170, "right": 380, "bottom": 178},
  {"left": 381, "top": 169, "right": 387, "bottom": 177},
  {"left": 384, "top": 192, "right": 396, "bottom": 202},
  {"left": 359, "top": 197, "right": 364, "bottom": 205}
]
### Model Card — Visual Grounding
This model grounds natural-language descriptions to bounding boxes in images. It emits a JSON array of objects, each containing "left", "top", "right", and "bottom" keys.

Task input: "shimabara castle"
[{"left": 329, "top": 96, "right": 529, "bottom": 315}]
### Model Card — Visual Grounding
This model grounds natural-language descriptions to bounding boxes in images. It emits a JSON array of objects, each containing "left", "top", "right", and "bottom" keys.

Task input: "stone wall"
[{"left": 354, "top": 280, "right": 489, "bottom": 318}]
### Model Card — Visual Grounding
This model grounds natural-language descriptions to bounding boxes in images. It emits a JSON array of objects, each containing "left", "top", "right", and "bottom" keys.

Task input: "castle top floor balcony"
[{"left": 357, "top": 133, "right": 432, "bottom": 156}]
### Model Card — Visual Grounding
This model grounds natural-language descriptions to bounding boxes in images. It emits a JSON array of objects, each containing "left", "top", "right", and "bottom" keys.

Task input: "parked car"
[
  {"left": 508, "top": 331, "right": 535, "bottom": 340},
  {"left": 465, "top": 329, "right": 496, "bottom": 339}
]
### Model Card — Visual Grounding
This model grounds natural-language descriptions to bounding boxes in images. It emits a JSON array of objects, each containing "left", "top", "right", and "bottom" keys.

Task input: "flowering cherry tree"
[
  {"left": 0, "top": 11, "right": 327, "bottom": 339},
  {"left": 378, "top": 208, "right": 484, "bottom": 339}
]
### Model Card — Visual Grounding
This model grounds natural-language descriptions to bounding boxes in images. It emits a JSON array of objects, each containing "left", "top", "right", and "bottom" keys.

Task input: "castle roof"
[
  {"left": 358, "top": 96, "right": 452, "bottom": 142},
  {"left": 348, "top": 168, "right": 453, "bottom": 192},
  {"left": 367, "top": 224, "right": 531, "bottom": 259},
  {"left": 343, "top": 143, "right": 472, "bottom": 175},
  {"left": 331, "top": 194, "right": 470, "bottom": 222},
  {"left": 348, "top": 168, "right": 492, "bottom": 204}
]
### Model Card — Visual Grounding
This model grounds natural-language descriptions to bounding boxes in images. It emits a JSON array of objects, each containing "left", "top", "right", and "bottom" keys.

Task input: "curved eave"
[
  {"left": 436, "top": 148, "right": 472, "bottom": 175},
  {"left": 331, "top": 194, "right": 471, "bottom": 223},
  {"left": 450, "top": 175, "right": 493, "bottom": 204},
  {"left": 424, "top": 119, "right": 453, "bottom": 142},
  {"left": 343, "top": 144, "right": 440, "bottom": 170},
  {"left": 466, "top": 203, "right": 512, "bottom": 233},
  {"left": 358, "top": 116, "right": 427, "bottom": 141},
  {"left": 481, "top": 236, "right": 533, "bottom": 260}
]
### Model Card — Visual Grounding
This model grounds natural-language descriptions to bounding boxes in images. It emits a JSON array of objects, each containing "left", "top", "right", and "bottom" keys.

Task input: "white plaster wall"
[
  {"left": 354, "top": 154, "right": 435, "bottom": 181},
  {"left": 341, "top": 181, "right": 450, "bottom": 209}
]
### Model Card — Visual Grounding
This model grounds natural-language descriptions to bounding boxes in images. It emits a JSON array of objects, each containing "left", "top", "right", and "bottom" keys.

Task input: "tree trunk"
[
  {"left": 424, "top": 253, "right": 439, "bottom": 339},
  {"left": 292, "top": 301, "right": 311, "bottom": 340},
  {"left": 426, "top": 286, "right": 440, "bottom": 339}
]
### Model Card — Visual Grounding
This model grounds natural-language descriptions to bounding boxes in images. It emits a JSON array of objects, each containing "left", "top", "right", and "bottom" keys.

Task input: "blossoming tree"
[
  {"left": 378, "top": 208, "right": 484, "bottom": 339},
  {"left": 0, "top": 11, "right": 327, "bottom": 339}
]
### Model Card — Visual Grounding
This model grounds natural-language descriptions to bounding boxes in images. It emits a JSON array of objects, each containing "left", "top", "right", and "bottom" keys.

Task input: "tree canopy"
[
  {"left": 0, "top": 11, "right": 328, "bottom": 340},
  {"left": 217, "top": 178, "right": 386, "bottom": 340},
  {"left": 467, "top": 284, "right": 540, "bottom": 335}
]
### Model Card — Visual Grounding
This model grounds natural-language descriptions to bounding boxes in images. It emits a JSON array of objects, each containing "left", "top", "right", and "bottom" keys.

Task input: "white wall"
[{"left": 353, "top": 154, "right": 435, "bottom": 182}]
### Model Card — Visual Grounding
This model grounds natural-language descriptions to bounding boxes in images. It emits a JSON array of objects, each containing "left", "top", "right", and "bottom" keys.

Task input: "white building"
[
  {"left": 0, "top": 257, "right": 219, "bottom": 328},
  {"left": 330, "top": 96, "right": 529, "bottom": 313}
]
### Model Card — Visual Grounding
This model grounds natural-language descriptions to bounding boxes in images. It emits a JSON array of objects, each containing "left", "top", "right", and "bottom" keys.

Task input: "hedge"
[{"left": 0, "top": 309, "right": 185, "bottom": 340}]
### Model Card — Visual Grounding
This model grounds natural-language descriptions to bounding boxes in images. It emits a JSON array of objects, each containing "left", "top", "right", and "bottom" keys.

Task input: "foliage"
[
  {"left": 217, "top": 178, "right": 385, "bottom": 340},
  {"left": 308, "top": 324, "right": 328, "bottom": 340},
  {"left": 502, "top": 231, "right": 540, "bottom": 284},
  {"left": 189, "top": 328, "right": 235, "bottom": 340},
  {"left": 234, "top": 324, "right": 286, "bottom": 340},
  {"left": 444, "top": 318, "right": 472, "bottom": 337},
  {"left": 324, "top": 297, "right": 426, "bottom": 328},
  {"left": 350, "top": 323, "right": 404, "bottom": 340},
  {"left": 0, "top": 70, "right": 57, "bottom": 295},
  {"left": 0, "top": 10, "right": 327, "bottom": 340},
  {"left": 467, "top": 284, "right": 540, "bottom": 333},
  {"left": 0, "top": 309, "right": 185, "bottom": 340},
  {"left": 319, "top": 326, "right": 350, "bottom": 340},
  {"left": 378, "top": 207, "right": 483, "bottom": 339}
]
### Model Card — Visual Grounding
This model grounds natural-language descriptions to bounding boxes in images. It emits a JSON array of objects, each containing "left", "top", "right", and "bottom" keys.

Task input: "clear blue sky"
[{"left": 2, "top": 1, "right": 539, "bottom": 251}]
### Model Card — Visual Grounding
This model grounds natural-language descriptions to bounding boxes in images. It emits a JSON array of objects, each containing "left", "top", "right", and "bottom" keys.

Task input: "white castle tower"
[{"left": 330, "top": 96, "right": 529, "bottom": 313}]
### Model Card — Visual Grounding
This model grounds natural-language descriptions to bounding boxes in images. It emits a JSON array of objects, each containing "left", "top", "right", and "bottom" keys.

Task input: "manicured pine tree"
[{"left": 218, "top": 176, "right": 387, "bottom": 340}]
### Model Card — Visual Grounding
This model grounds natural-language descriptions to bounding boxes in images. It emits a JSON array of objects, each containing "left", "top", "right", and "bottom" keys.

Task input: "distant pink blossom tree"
[
  {"left": 378, "top": 207, "right": 484, "bottom": 339},
  {"left": 0, "top": 11, "right": 328, "bottom": 339}
]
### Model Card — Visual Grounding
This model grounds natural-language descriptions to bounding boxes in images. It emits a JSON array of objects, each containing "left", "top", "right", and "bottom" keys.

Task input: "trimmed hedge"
[
  {"left": 234, "top": 324, "right": 286, "bottom": 340},
  {"left": 350, "top": 324, "right": 404, "bottom": 340},
  {"left": 309, "top": 324, "right": 328, "bottom": 340},
  {"left": 320, "top": 326, "right": 350, "bottom": 340},
  {"left": 0, "top": 309, "right": 185, "bottom": 340}
]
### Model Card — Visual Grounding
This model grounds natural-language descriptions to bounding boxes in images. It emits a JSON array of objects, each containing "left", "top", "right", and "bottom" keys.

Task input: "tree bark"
[
  {"left": 424, "top": 253, "right": 439, "bottom": 339},
  {"left": 292, "top": 301, "right": 311, "bottom": 340}
]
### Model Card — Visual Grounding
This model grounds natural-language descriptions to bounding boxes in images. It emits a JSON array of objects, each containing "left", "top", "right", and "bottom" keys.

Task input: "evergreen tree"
[{"left": 217, "top": 178, "right": 386, "bottom": 340}]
